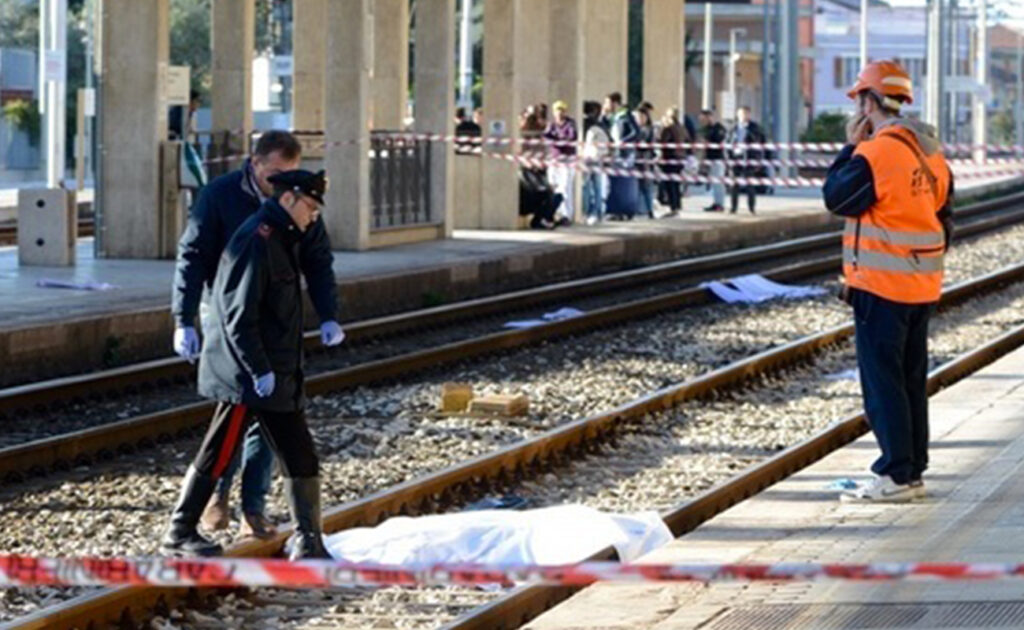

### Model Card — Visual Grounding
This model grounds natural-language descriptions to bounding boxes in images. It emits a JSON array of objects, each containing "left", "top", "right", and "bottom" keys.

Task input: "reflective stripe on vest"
[
  {"left": 843, "top": 247, "right": 944, "bottom": 273},
  {"left": 842, "top": 222, "right": 945, "bottom": 248}
]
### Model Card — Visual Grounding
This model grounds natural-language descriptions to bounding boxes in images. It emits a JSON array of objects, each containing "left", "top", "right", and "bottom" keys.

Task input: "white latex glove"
[
  {"left": 320, "top": 320, "right": 346, "bottom": 347},
  {"left": 173, "top": 326, "right": 201, "bottom": 363},
  {"left": 253, "top": 372, "right": 276, "bottom": 398}
]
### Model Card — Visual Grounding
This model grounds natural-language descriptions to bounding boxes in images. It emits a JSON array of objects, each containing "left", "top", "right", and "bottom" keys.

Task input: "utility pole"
[
  {"left": 40, "top": 0, "right": 68, "bottom": 189},
  {"left": 729, "top": 27, "right": 747, "bottom": 121},
  {"left": 1017, "top": 31, "right": 1023, "bottom": 152},
  {"left": 973, "top": 0, "right": 987, "bottom": 163},
  {"left": 775, "top": 0, "right": 798, "bottom": 148},
  {"left": 925, "top": 0, "right": 944, "bottom": 134},
  {"left": 860, "top": 0, "right": 869, "bottom": 69},
  {"left": 458, "top": 0, "right": 474, "bottom": 109},
  {"left": 761, "top": 0, "right": 773, "bottom": 130},
  {"left": 702, "top": 3, "right": 714, "bottom": 110}
]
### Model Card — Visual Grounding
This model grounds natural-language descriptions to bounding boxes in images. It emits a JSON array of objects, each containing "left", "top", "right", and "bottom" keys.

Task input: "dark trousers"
[
  {"left": 659, "top": 165, "right": 682, "bottom": 211},
  {"left": 193, "top": 403, "right": 319, "bottom": 482},
  {"left": 213, "top": 423, "right": 274, "bottom": 515},
  {"left": 852, "top": 289, "right": 933, "bottom": 485}
]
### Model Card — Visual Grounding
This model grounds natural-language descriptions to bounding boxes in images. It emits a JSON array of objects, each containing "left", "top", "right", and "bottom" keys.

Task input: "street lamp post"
[
  {"left": 458, "top": 0, "right": 474, "bottom": 109},
  {"left": 729, "top": 27, "right": 747, "bottom": 121},
  {"left": 860, "top": 0, "right": 869, "bottom": 69},
  {"left": 1017, "top": 31, "right": 1023, "bottom": 152},
  {"left": 702, "top": 3, "right": 714, "bottom": 110}
]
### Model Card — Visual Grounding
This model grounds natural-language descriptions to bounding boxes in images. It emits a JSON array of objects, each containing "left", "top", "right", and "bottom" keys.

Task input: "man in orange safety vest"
[{"left": 823, "top": 60, "right": 954, "bottom": 503}]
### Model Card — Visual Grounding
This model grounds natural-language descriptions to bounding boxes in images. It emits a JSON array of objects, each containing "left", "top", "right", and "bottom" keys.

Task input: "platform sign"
[
  {"left": 163, "top": 65, "right": 191, "bottom": 106},
  {"left": 44, "top": 50, "right": 66, "bottom": 82},
  {"left": 82, "top": 87, "right": 95, "bottom": 117}
]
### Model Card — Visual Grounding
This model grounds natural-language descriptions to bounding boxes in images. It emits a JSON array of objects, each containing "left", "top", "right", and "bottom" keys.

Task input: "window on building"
[
  {"left": 895, "top": 57, "right": 926, "bottom": 85},
  {"left": 834, "top": 56, "right": 861, "bottom": 89}
]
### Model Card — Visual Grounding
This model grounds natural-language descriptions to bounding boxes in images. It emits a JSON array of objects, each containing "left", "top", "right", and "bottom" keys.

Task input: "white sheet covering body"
[{"left": 324, "top": 505, "right": 672, "bottom": 566}]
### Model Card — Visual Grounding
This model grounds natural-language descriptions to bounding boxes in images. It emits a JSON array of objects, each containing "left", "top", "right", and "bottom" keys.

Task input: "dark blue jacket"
[
  {"left": 172, "top": 160, "right": 338, "bottom": 328},
  {"left": 198, "top": 200, "right": 307, "bottom": 412}
]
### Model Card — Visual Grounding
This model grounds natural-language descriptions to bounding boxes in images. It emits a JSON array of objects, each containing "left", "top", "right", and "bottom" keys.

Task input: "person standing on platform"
[
  {"left": 602, "top": 92, "right": 640, "bottom": 220},
  {"left": 544, "top": 100, "right": 578, "bottom": 226},
  {"left": 657, "top": 107, "right": 687, "bottom": 216},
  {"left": 582, "top": 100, "right": 611, "bottom": 225},
  {"left": 633, "top": 104, "right": 657, "bottom": 218},
  {"left": 699, "top": 109, "right": 727, "bottom": 212},
  {"left": 454, "top": 107, "right": 482, "bottom": 154},
  {"left": 823, "top": 60, "right": 954, "bottom": 503},
  {"left": 725, "top": 106, "right": 766, "bottom": 215},
  {"left": 171, "top": 131, "right": 343, "bottom": 541},
  {"left": 162, "top": 170, "right": 333, "bottom": 559}
]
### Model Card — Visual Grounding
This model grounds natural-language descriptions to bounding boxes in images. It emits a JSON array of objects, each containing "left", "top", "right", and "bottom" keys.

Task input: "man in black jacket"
[
  {"left": 725, "top": 106, "right": 766, "bottom": 215},
  {"left": 699, "top": 109, "right": 727, "bottom": 212},
  {"left": 171, "top": 131, "right": 342, "bottom": 540},
  {"left": 162, "top": 169, "right": 332, "bottom": 560}
]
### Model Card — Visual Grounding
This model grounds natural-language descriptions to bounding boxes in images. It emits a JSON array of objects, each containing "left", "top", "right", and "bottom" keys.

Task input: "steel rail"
[
  {"left": 3, "top": 189, "right": 1020, "bottom": 419},
  {"left": 3, "top": 197, "right": 1022, "bottom": 483},
  {"left": 446, "top": 318, "right": 1024, "bottom": 630},
  {"left": 1, "top": 200, "right": 1023, "bottom": 481},
  {"left": 7, "top": 259, "right": 1024, "bottom": 630},
  {"left": 0, "top": 255, "right": 837, "bottom": 482}
]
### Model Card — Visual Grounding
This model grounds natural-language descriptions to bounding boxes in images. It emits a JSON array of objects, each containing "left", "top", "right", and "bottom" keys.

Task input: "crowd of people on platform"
[{"left": 454, "top": 94, "right": 772, "bottom": 230}]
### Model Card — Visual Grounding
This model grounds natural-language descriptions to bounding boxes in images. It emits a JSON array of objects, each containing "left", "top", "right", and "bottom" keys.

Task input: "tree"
[
  {"left": 0, "top": 0, "right": 37, "bottom": 50},
  {"left": 801, "top": 111, "right": 848, "bottom": 143},
  {"left": 170, "top": 0, "right": 212, "bottom": 101}
]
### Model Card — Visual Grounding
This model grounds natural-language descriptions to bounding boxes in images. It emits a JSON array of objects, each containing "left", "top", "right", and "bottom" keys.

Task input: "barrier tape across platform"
[
  {"left": 5, "top": 555, "right": 1024, "bottom": 589},
  {"left": 201, "top": 132, "right": 1024, "bottom": 188}
]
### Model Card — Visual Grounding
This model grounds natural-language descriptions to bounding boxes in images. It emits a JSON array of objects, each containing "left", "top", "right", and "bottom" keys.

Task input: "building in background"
[
  {"left": 686, "top": 0, "right": 816, "bottom": 136},
  {"left": 0, "top": 48, "right": 42, "bottom": 182}
]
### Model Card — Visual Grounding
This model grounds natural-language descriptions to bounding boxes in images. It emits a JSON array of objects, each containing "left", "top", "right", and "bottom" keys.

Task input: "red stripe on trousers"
[{"left": 211, "top": 404, "right": 247, "bottom": 479}]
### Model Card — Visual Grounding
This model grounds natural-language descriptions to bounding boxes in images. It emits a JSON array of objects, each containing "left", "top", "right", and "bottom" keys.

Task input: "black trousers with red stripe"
[{"left": 193, "top": 402, "right": 319, "bottom": 481}]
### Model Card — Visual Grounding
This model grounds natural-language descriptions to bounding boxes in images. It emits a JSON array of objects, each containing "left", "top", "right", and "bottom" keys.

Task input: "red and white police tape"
[{"left": 5, "top": 555, "right": 1024, "bottom": 589}]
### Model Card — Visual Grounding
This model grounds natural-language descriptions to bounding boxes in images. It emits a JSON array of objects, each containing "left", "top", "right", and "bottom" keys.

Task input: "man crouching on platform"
[{"left": 160, "top": 170, "right": 331, "bottom": 559}]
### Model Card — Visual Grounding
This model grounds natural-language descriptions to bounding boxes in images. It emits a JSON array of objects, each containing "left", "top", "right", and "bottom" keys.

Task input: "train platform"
[
  {"left": 525, "top": 341, "right": 1024, "bottom": 629},
  {"left": 0, "top": 178, "right": 1013, "bottom": 385}
]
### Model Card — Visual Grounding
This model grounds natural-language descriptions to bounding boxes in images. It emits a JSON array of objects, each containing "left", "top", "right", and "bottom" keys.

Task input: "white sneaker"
[
  {"left": 840, "top": 475, "right": 919, "bottom": 503},
  {"left": 585, "top": 216, "right": 599, "bottom": 226},
  {"left": 909, "top": 480, "right": 926, "bottom": 499}
]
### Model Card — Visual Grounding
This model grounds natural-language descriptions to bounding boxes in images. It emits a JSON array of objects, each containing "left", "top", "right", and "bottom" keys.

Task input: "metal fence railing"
[{"left": 370, "top": 132, "right": 433, "bottom": 230}]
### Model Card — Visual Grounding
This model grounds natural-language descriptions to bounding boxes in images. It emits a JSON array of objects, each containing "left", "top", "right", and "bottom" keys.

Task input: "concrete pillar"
[
  {"left": 324, "top": 0, "right": 372, "bottom": 250},
  {"left": 292, "top": 0, "right": 326, "bottom": 131},
  {"left": 581, "top": 0, "right": 629, "bottom": 103},
  {"left": 211, "top": 0, "right": 254, "bottom": 156},
  {"left": 372, "top": 0, "right": 409, "bottom": 130},
  {"left": 414, "top": 0, "right": 455, "bottom": 236},
  {"left": 549, "top": 0, "right": 584, "bottom": 123},
  {"left": 481, "top": 0, "right": 540, "bottom": 229},
  {"left": 643, "top": 0, "right": 685, "bottom": 114},
  {"left": 96, "top": 0, "right": 169, "bottom": 258}
]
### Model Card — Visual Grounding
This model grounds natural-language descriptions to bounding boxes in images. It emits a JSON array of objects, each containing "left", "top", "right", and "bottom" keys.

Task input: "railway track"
[
  {"left": 8, "top": 247, "right": 1024, "bottom": 629},
  {"left": 0, "top": 220, "right": 95, "bottom": 246},
  {"left": 1, "top": 192, "right": 1023, "bottom": 486}
]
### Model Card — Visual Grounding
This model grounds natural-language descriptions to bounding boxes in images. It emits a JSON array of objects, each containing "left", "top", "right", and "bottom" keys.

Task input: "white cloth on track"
[{"left": 323, "top": 504, "right": 672, "bottom": 566}]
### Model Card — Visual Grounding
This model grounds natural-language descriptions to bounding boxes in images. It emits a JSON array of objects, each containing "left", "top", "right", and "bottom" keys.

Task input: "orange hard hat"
[{"left": 846, "top": 60, "right": 914, "bottom": 105}]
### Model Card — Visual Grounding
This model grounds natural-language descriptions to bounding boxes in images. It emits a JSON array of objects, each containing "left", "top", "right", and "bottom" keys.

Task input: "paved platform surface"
[
  {"left": 526, "top": 345, "right": 1024, "bottom": 630},
  {"left": 0, "top": 189, "right": 829, "bottom": 331}
]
